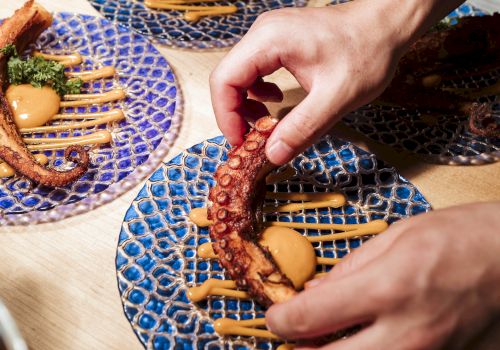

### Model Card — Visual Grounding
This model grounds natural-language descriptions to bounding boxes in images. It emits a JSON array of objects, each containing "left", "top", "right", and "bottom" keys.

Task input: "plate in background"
[
  {"left": 0, "top": 13, "right": 182, "bottom": 225},
  {"left": 338, "top": 2, "right": 500, "bottom": 165},
  {"left": 88, "top": 0, "right": 308, "bottom": 49}
]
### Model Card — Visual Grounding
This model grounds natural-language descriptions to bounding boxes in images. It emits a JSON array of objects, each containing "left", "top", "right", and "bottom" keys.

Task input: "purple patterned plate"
[{"left": 0, "top": 13, "right": 182, "bottom": 225}]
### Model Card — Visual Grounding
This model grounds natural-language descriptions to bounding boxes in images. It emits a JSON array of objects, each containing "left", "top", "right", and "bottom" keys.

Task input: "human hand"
[
  {"left": 266, "top": 201, "right": 500, "bottom": 349},
  {"left": 210, "top": 1, "right": 411, "bottom": 165}
]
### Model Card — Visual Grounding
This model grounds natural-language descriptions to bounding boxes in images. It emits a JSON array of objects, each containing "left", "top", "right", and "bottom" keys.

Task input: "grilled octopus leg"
[
  {"left": 0, "top": 1, "right": 89, "bottom": 187},
  {"left": 208, "top": 116, "right": 297, "bottom": 307}
]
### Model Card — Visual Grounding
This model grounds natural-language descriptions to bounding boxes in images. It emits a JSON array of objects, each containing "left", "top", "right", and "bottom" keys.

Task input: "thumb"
[{"left": 265, "top": 86, "right": 342, "bottom": 165}]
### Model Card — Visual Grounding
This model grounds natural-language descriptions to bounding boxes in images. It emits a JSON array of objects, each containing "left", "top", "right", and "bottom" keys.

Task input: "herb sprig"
[{"left": 0, "top": 44, "right": 82, "bottom": 96}]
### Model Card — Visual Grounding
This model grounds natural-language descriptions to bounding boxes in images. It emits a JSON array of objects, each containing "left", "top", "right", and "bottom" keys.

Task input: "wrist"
[{"left": 364, "top": 0, "right": 465, "bottom": 54}]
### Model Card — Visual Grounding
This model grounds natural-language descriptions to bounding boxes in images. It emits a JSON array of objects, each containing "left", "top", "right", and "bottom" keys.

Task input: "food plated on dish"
[
  {"left": 343, "top": 2, "right": 499, "bottom": 165},
  {"left": 0, "top": 1, "right": 125, "bottom": 186},
  {"left": 0, "top": 1, "right": 181, "bottom": 225},
  {"left": 117, "top": 120, "right": 431, "bottom": 348},
  {"left": 88, "top": 0, "right": 308, "bottom": 49}
]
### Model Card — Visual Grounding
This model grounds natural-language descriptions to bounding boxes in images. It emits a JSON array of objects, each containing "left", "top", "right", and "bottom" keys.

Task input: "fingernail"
[
  {"left": 265, "top": 308, "right": 278, "bottom": 334},
  {"left": 267, "top": 139, "right": 293, "bottom": 165},
  {"left": 304, "top": 278, "right": 324, "bottom": 290}
]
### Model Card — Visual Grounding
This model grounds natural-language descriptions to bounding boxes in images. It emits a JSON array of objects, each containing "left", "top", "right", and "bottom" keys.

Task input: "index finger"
[{"left": 209, "top": 33, "right": 283, "bottom": 145}]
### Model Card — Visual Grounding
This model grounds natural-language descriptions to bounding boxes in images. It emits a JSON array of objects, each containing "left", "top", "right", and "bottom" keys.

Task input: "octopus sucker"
[
  {"left": 0, "top": 1, "right": 90, "bottom": 186},
  {"left": 208, "top": 116, "right": 296, "bottom": 307}
]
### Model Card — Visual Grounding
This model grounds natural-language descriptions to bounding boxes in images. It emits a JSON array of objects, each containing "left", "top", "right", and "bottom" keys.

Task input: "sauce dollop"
[{"left": 6, "top": 84, "right": 60, "bottom": 129}]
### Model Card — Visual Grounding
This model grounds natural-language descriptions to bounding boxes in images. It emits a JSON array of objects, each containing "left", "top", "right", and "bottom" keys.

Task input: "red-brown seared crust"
[
  {"left": 0, "top": 1, "right": 89, "bottom": 187},
  {"left": 208, "top": 116, "right": 296, "bottom": 307},
  {"left": 0, "top": 1, "right": 53, "bottom": 85}
]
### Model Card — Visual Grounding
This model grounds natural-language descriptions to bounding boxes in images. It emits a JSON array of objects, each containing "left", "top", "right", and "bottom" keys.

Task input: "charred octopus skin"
[
  {"left": 208, "top": 116, "right": 297, "bottom": 307},
  {"left": 0, "top": 1, "right": 89, "bottom": 187}
]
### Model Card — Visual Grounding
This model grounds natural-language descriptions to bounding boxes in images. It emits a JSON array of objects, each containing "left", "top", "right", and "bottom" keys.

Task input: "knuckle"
[
  {"left": 254, "top": 8, "right": 295, "bottom": 28},
  {"left": 370, "top": 272, "right": 412, "bottom": 308},
  {"left": 209, "top": 68, "right": 221, "bottom": 86},
  {"left": 276, "top": 298, "right": 314, "bottom": 337}
]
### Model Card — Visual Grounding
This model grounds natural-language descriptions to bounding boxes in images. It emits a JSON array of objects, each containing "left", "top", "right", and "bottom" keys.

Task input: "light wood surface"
[{"left": 0, "top": 1, "right": 499, "bottom": 349}]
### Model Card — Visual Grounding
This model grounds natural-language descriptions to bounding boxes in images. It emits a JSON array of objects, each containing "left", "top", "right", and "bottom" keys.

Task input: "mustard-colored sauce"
[
  {"left": 187, "top": 279, "right": 249, "bottom": 302},
  {"left": 144, "top": 0, "right": 237, "bottom": 22},
  {"left": 269, "top": 220, "right": 389, "bottom": 241},
  {"left": 25, "top": 130, "right": 112, "bottom": 151},
  {"left": 34, "top": 52, "right": 83, "bottom": 66},
  {"left": 214, "top": 317, "right": 279, "bottom": 340},
  {"left": 189, "top": 208, "right": 387, "bottom": 241},
  {"left": 265, "top": 192, "right": 345, "bottom": 203},
  {"left": 6, "top": 84, "right": 61, "bottom": 129},
  {"left": 183, "top": 7, "right": 236, "bottom": 21},
  {"left": 19, "top": 110, "right": 125, "bottom": 134},
  {"left": 421, "top": 74, "right": 442, "bottom": 88},
  {"left": 189, "top": 207, "right": 213, "bottom": 227},
  {"left": 317, "top": 257, "right": 342, "bottom": 265},
  {"left": 264, "top": 199, "right": 345, "bottom": 213},
  {"left": 66, "top": 66, "right": 116, "bottom": 82},
  {"left": 60, "top": 88, "right": 126, "bottom": 107},
  {"left": 276, "top": 344, "right": 295, "bottom": 350},
  {"left": 0, "top": 154, "right": 48, "bottom": 178},
  {"left": 259, "top": 227, "right": 316, "bottom": 289},
  {"left": 189, "top": 192, "right": 347, "bottom": 226},
  {"left": 51, "top": 109, "right": 123, "bottom": 121}
]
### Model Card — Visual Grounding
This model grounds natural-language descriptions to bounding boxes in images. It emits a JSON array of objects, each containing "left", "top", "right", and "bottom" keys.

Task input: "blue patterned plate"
[
  {"left": 336, "top": 2, "right": 500, "bottom": 165},
  {"left": 88, "top": 0, "right": 307, "bottom": 49},
  {"left": 0, "top": 13, "right": 182, "bottom": 225},
  {"left": 116, "top": 136, "right": 431, "bottom": 349}
]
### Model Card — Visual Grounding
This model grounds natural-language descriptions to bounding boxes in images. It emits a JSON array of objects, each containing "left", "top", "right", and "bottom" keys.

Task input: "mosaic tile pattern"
[
  {"left": 117, "top": 136, "right": 431, "bottom": 349},
  {"left": 0, "top": 13, "right": 182, "bottom": 225},
  {"left": 332, "top": 2, "right": 499, "bottom": 165},
  {"left": 88, "top": 0, "right": 308, "bottom": 49}
]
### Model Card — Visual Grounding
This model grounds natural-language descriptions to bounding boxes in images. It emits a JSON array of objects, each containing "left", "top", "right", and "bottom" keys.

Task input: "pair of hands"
[{"left": 208, "top": 2, "right": 500, "bottom": 348}]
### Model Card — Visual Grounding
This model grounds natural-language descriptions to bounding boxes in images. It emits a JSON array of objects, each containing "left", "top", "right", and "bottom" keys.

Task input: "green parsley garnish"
[
  {"left": 0, "top": 44, "right": 82, "bottom": 96},
  {"left": 429, "top": 20, "right": 452, "bottom": 33}
]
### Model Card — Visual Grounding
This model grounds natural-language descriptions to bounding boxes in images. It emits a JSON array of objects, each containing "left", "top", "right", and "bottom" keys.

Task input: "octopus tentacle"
[
  {"left": 208, "top": 116, "right": 296, "bottom": 307},
  {"left": 469, "top": 103, "right": 499, "bottom": 138},
  {"left": 0, "top": 1, "right": 90, "bottom": 186},
  {"left": 0, "top": 94, "right": 89, "bottom": 186}
]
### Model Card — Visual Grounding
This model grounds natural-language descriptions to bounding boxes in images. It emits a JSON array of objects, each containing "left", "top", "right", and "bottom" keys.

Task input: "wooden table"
[{"left": 0, "top": 1, "right": 498, "bottom": 349}]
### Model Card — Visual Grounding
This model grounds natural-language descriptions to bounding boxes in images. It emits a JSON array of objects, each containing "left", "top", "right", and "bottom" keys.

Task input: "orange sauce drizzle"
[{"left": 144, "top": 0, "right": 237, "bottom": 21}]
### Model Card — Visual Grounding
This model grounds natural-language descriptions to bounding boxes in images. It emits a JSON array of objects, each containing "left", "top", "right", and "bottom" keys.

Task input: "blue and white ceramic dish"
[
  {"left": 116, "top": 136, "right": 431, "bottom": 349},
  {"left": 337, "top": 2, "right": 500, "bottom": 165},
  {"left": 88, "top": 0, "right": 308, "bottom": 49},
  {"left": 0, "top": 13, "right": 182, "bottom": 225}
]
